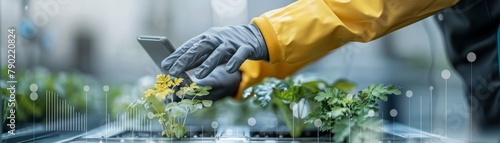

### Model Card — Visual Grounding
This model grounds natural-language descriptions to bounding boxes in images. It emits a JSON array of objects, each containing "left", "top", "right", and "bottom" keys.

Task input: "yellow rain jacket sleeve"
[{"left": 236, "top": 0, "right": 459, "bottom": 99}]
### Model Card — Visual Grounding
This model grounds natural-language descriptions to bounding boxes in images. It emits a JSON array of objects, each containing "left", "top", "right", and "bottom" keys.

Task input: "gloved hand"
[
  {"left": 161, "top": 24, "right": 268, "bottom": 79},
  {"left": 173, "top": 65, "right": 242, "bottom": 101}
]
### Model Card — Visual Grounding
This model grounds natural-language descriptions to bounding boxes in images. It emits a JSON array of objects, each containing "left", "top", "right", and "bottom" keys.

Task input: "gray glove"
[
  {"left": 161, "top": 24, "right": 268, "bottom": 79},
  {"left": 172, "top": 65, "right": 241, "bottom": 101}
]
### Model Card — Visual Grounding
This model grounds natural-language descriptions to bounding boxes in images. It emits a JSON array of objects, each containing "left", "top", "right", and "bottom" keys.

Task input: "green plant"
[
  {"left": 244, "top": 77, "right": 400, "bottom": 142},
  {"left": 306, "top": 84, "right": 401, "bottom": 142},
  {"left": 129, "top": 74, "right": 212, "bottom": 138},
  {"left": 244, "top": 77, "right": 355, "bottom": 137}
]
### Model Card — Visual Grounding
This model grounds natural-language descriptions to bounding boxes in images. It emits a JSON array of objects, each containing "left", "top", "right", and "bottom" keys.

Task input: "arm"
[{"left": 236, "top": 0, "right": 459, "bottom": 99}]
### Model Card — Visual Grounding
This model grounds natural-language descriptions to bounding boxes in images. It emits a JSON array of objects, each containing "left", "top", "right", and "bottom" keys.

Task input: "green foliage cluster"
[
  {"left": 306, "top": 84, "right": 401, "bottom": 142},
  {"left": 245, "top": 77, "right": 400, "bottom": 142},
  {"left": 244, "top": 77, "right": 356, "bottom": 137}
]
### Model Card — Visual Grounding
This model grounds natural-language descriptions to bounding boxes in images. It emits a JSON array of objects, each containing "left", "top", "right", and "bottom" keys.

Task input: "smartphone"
[{"left": 137, "top": 35, "right": 198, "bottom": 84}]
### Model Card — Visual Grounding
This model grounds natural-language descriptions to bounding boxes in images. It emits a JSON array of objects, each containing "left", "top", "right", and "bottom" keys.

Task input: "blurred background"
[{"left": 1, "top": 0, "right": 470, "bottom": 142}]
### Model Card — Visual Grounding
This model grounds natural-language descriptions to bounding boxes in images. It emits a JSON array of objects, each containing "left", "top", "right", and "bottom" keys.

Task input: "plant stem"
[
  {"left": 170, "top": 93, "right": 174, "bottom": 103},
  {"left": 160, "top": 117, "right": 168, "bottom": 133},
  {"left": 152, "top": 105, "right": 160, "bottom": 114},
  {"left": 181, "top": 90, "right": 185, "bottom": 100},
  {"left": 151, "top": 106, "right": 168, "bottom": 131},
  {"left": 273, "top": 98, "right": 302, "bottom": 137},
  {"left": 170, "top": 117, "right": 174, "bottom": 137},
  {"left": 183, "top": 109, "right": 189, "bottom": 126}
]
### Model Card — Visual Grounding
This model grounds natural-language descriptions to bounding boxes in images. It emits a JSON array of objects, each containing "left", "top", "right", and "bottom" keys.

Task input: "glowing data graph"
[
  {"left": 106, "top": 108, "right": 150, "bottom": 131},
  {"left": 44, "top": 87, "right": 150, "bottom": 133},
  {"left": 45, "top": 90, "right": 86, "bottom": 131}
]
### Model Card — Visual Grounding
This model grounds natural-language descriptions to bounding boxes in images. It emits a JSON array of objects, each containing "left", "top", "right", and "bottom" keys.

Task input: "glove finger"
[
  {"left": 225, "top": 46, "right": 252, "bottom": 73},
  {"left": 187, "top": 54, "right": 209, "bottom": 71},
  {"left": 196, "top": 65, "right": 241, "bottom": 101},
  {"left": 161, "top": 36, "right": 202, "bottom": 72},
  {"left": 195, "top": 45, "right": 234, "bottom": 79},
  {"left": 169, "top": 36, "right": 219, "bottom": 76}
]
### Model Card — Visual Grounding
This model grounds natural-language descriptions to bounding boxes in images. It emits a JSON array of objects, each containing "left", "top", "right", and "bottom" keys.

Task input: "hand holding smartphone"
[{"left": 137, "top": 35, "right": 198, "bottom": 84}]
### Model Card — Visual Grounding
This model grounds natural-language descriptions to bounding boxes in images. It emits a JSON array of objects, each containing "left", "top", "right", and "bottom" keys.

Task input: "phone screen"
[{"left": 137, "top": 36, "right": 198, "bottom": 84}]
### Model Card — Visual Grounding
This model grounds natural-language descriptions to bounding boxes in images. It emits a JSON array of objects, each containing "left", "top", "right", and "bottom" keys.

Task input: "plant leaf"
[
  {"left": 172, "top": 124, "right": 187, "bottom": 138},
  {"left": 162, "top": 130, "right": 167, "bottom": 136},
  {"left": 145, "top": 95, "right": 165, "bottom": 113},
  {"left": 332, "top": 119, "right": 352, "bottom": 142},
  {"left": 201, "top": 100, "right": 213, "bottom": 107},
  {"left": 314, "top": 91, "right": 331, "bottom": 101},
  {"left": 379, "top": 95, "right": 388, "bottom": 101},
  {"left": 331, "top": 79, "right": 356, "bottom": 93},
  {"left": 196, "top": 90, "right": 209, "bottom": 96},
  {"left": 169, "top": 105, "right": 188, "bottom": 118},
  {"left": 200, "top": 86, "right": 212, "bottom": 90},
  {"left": 186, "top": 90, "right": 196, "bottom": 96},
  {"left": 179, "top": 99, "right": 193, "bottom": 105},
  {"left": 328, "top": 107, "right": 347, "bottom": 118},
  {"left": 192, "top": 103, "right": 203, "bottom": 112}
]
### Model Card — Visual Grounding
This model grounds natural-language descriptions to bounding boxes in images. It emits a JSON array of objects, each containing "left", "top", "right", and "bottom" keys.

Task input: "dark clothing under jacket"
[{"left": 436, "top": 0, "right": 499, "bottom": 132}]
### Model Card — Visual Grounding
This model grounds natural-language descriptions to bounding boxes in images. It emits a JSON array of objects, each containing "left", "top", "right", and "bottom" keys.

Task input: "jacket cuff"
[{"left": 251, "top": 16, "right": 284, "bottom": 64}]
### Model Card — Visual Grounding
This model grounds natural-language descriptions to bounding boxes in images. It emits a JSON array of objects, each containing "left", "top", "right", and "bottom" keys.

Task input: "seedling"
[
  {"left": 306, "top": 84, "right": 401, "bottom": 142},
  {"left": 244, "top": 77, "right": 351, "bottom": 137},
  {"left": 129, "top": 74, "right": 212, "bottom": 138},
  {"left": 245, "top": 77, "right": 400, "bottom": 142}
]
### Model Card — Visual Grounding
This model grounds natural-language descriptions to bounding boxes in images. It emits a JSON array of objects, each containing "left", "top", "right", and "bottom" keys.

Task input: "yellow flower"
[
  {"left": 144, "top": 89, "right": 155, "bottom": 98},
  {"left": 155, "top": 92, "right": 167, "bottom": 100},
  {"left": 165, "top": 88, "right": 174, "bottom": 95},
  {"left": 173, "top": 78, "right": 183, "bottom": 86},
  {"left": 155, "top": 88, "right": 174, "bottom": 100},
  {"left": 166, "top": 81, "right": 175, "bottom": 88},
  {"left": 160, "top": 88, "right": 172, "bottom": 95},
  {"left": 155, "top": 83, "right": 167, "bottom": 92},
  {"left": 156, "top": 88, "right": 174, "bottom": 100},
  {"left": 165, "top": 74, "right": 171, "bottom": 82},
  {"left": 156, "top": 74, "right": 166, "bottom": 82},
  {"left": 156, "top": 74, "right": 171, "bottom": 83}
]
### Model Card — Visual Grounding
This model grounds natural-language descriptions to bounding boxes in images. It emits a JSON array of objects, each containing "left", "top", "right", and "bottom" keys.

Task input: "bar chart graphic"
[
  {"left": 42, "top": 85, "right": 152, "bottom": 135},
  {"left": 105, "top": 108, "right": 151, "bottom": 131},
  {"left": 45, "top": 90, "right": 87, "bottom": 131},
  {"left": 44, "top": 88, "right": 151, "bottom": 132}
]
